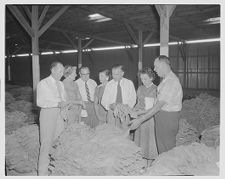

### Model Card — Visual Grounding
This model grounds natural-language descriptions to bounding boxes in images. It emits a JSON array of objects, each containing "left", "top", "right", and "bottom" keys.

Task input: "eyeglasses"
[{"left": 81, "top": 73, "right": 90, "bottom": 76}]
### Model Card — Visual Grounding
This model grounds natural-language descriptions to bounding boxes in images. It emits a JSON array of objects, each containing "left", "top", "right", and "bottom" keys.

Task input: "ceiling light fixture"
[
  {"left": 88, "top": 13, "right": 112, "bottom": 23},
  {"left": 203, "top": 17, "right": 220, "bottom": 24}
]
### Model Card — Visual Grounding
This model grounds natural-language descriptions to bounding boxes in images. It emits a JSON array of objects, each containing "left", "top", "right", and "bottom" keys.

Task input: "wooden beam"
[
  {"left": 31, "top": 5, "right": 40, "bottom": 104},
  {"left": 38, "top": 5, "right": 50, "bottom": 27},
  {"left": 80, "top": 5, "right": 184, "bottom": 42},
  {"left": 82, "top": 39, "right": 94, "bottom": 49},
  {"left": 78, "top": 38, "right": 82, "bottom": 69},
  {"left": 49, "top": 27, "right": 134, "bottom": 46},
  {"left": 62, "top": 32, "right": 77, "bottom": 48},
  {"left": 23, "top": 5, "right": 31, "bottom": 20},
  {"left": 8, "top": 5, "right": 34, "bottom": 37},
  {"left": 38, "top": 6, "right": 69, "bottom": 37},
  {"left": 143, "top": 32, "right": 154, "bottom": 44},
  {"left": 40, "top": 39, "right": 72, "bottom": 48},
  {"left": 125, "top": 22, "right": 138, "bottom": 44}
]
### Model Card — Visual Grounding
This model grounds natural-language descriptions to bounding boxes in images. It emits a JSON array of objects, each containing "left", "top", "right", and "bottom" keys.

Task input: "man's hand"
[
  {"left": 81, "top": 101, "right": 86, "bottom": 109},
  {"left": 58, "top": 101, "right": 69, "bottom": 108},
  {"left": 128, "top": 117, "right": 145, "bottom": 131},
  {"left": 109, "top": 103, "right": 117, "bottom": 111}
]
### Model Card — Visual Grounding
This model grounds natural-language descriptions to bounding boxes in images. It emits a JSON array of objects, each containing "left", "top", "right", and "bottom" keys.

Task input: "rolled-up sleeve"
[
  {"left": 127, "top": 81, "right": 136, "bottom": 108},
  {"left": 37, "top": 81, "right": 59, "bottom": 108},
  {"left": 158, "top": 80, "right": 178, "bottom": 103}
]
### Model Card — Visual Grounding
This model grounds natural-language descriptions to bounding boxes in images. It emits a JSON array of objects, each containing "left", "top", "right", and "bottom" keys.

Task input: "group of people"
[{"left": 36, "top": 55, "right": 183, "bottom": 175}]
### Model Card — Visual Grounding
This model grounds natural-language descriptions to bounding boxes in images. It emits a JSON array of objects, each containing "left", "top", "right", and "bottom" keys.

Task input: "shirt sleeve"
[
  {"left": 127, "top": 80, "right": 137, "bottom": 108},
  {"left": 101, "top": 83, "right": 111, "bottom": 110},
  {"left": 157, "top": 80, "right": 179, "bottom": 104},
  {"left": 36, "top": 81, "right": 59, "bottom": 108}
]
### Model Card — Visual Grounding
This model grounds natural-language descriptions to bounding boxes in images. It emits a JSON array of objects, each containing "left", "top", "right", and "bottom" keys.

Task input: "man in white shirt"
[
  {"left": 129, "top": 55, "right": 183, "bottom": 154},
  {"left": 101, "top": 64, "right": 136, "bottom": 127},
  {"left": 75, "top": 67, "right": 98, "bottom": 128},
  {"left": 37, "top": 62, "right": 70, "bottom": 175}
]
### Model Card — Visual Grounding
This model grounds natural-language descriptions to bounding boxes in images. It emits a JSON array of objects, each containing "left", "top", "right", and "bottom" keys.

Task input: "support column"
[
  {"left": 138, "top": 30, "right": 143, "bottom": 86},
  {"left": 155, "top": 5, "right": 176, "bottom": 56},
  {"left": 78, "top": 38, "right": 82, "bottom": 68},
  {"left": 138, "top": 30, "right": 143, "bottom": 71},
  {"left": 7, "top": 58, "right": 11, "bottom": 81},
  {"left": 32, "top": 6, "right": 40, "bottom": 103}
]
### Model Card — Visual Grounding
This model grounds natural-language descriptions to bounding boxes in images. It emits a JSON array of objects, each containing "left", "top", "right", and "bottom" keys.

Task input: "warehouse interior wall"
[{"left": 5, "top": 42, "right": 220, "bottom": 92}]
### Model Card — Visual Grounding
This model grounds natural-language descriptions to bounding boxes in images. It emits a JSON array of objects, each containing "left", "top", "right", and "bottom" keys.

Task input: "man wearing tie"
[
  {"left": 101, "top": 64, "right": 136, "bottom": 128},
  {"left": 76, "top": 66, "right": 98, "bottom": 128},
  {"left": 37, "top": 62, "right": 70, "bottom": 175}
]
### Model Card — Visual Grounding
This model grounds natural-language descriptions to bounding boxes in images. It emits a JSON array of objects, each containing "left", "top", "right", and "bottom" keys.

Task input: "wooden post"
[
  {"left": 196, "top": 48, "right": 199, "bottom": 89},
  {"left": 31, "top": 6, "right": 40, "bottom": 104},
  {"left": 207, "top": 47, "right": 210, "bottom": 89},
  {"left": 138, "top": 30, "right": 143, "bottom": 86},
  {"left": 7, "top": 58, "right": 11, "bottom": 81},
  {"left": 155, "top": 5, "right": 176, "bottom": 56},
  {"left": 78, "top": 38, "right": 82, "bottom": 68}
]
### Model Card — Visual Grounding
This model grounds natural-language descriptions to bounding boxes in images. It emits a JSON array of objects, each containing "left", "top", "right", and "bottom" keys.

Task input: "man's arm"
[
  {"left": 37, "top": 81, "right": 68, "bottom": 108},
  {"left": 129, "top": 100, "right": 166, "bottom": 130}
]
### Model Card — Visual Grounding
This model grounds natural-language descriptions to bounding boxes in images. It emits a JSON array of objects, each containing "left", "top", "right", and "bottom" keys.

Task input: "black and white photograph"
[{"left": 1, "top": 0, "right": 224, "bottom": 177}]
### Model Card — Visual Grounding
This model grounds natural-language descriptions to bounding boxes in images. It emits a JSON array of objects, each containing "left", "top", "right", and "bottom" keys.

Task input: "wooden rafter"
[
  {"left": 50, "top": 27, "right": 133, "bottom": 46},
  {"left": 38, "top": 5, "right": 50, "bottom": 27},
  {"left": 62, "top": 32, "right": 77, "bottom": 48},
  {"left": 23, "top": 5, "right": 31, "bottom": 20},
  {"left": 124, "top": 22, "right": 138, "bottom": 44},
  {"left": 7, "top": 5, "right": 34, "bottom": 37},
  {"left": 38, "top": 6, "right": 69, "bottom": 37},
  {"left": 40, "top": 39, "right": 72, "bottom": 48},
  {"left": 143, "top": 31, "right": 154, "bottom": 44},
  {"left": 80, "top": 5, "right": 184, "bottom": 42},
  {"left": 82, "top": 39, "right": 94, "bottom": 49}
]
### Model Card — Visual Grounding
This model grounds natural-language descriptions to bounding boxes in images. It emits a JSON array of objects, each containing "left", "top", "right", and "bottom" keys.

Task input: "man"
[
  {"left": 75, "top": 66, "right": 98, "bottom": 128},
  {"left": 101, "top": 64, "right": 136, "bottom": 127},
  {"left": 129, "top": 55, "right": 183, "bottom": 154},
  {"left": 37, "top": 62, "right": 70, "bottom": 175}
]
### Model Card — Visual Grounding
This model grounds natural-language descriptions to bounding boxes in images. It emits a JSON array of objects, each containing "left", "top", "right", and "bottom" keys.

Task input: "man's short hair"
[
  {"left": 156, "top": 55, "right": 171, "bottom": 66},
  {"left": 50, "top": 61, "right": 63, "bottom": 71},
  {"left": 79, "top": 66, "right": 90, "bottom": 73},
  {"left": 112, "top": 64, "right": 124, "bottom": 72}
]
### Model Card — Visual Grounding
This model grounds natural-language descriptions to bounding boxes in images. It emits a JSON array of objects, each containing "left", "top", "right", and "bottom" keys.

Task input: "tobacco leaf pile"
[
  {"left": 144, "top": 142, "right": 219, "bottom": 176},
  {"left": 5, "top": 125, "right": 40, "bottom": 175},
  {"left": 49, "top": 123, "right": 146, "bottom": 176},
  {"left": 181, "top": 93, "right": 220, "bottom": 133},
  {"left": 176, "top": 118, "right": 200, "bottom": 146}
]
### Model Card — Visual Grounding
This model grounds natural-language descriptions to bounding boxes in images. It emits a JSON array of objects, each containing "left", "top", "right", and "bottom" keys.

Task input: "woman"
[
  {"left": 134, "top": 67, "right": 158, "bottom": 164},
  {"left": 94, "top": 69, "right": 110, "bottom": 124},
  {"left": 62, "top": 65, "right": 84, "bottom": 125}
]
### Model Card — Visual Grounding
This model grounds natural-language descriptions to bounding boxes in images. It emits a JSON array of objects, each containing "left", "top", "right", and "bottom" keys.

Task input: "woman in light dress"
[
  {"left": 62, "top": 65, "right": 84, "bottom": 125},
  {"left": 134, "top": 67, "right": 158, "bottom": 165},
  {"left": 94, "top": 69, "right": 110, "bottom": 124}
]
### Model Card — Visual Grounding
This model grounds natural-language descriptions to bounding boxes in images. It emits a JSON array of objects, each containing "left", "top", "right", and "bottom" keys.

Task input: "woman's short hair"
[
  {"left": 99, "top": 69, "right": 111, "bottom": 80},
  {"left": 138, "top": 67, "right": 156, "bottom": 80},
  {"left": 63, "top": 65, "right": 77, "bottom": 78}
]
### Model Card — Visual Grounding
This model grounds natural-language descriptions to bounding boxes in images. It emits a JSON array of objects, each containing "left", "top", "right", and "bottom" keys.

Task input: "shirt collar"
[
  {"left": 163, "top": 70, "right": 173, "bottom": 81},
  {"left": 113, "top": 77, "right": 124, "bottom": 84},
  {"left": 50, "top": 75, "right": 57, "bottom": 84}
]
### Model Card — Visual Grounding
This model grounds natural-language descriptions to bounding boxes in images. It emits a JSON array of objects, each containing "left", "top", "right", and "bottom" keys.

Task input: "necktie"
[
  {"left": 116, "top": 80, "right": 123, "bottom": 104},
  {"left": 85, "top": 81, "right": 91, "bottom": 101},
  {"left": 56, "top": 81, "right": 63, "bottom": 101}
]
